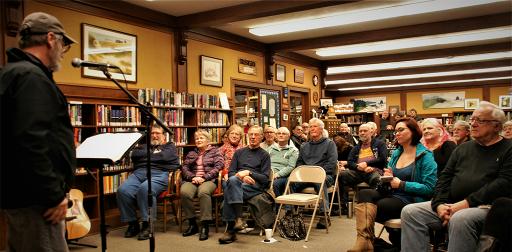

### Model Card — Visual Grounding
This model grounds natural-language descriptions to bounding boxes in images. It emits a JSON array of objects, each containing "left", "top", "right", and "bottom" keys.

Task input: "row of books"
[
  {"left": 170, "top": 128, "right": 188, "bottom": 146},
  {"left": 69, "top": 104, "right": 82, "bottom": 126},
  {"left": 97, "top": 105, "right": 141, "bottom": 126},
  {"left": 137, "top": 88, "right": 222, "bottom": 108},
  {"left": 202, "top": 127, "right": 227, "bottom": 144},
  {"left": 154, "top": 108, "right": 186, "bottom": 126},
  {"left": 338, "top": 114, "right": 371, "bottom": 124},
  {"left": 198, "top": 111, "right": 230, "bottom": 126},
  {"left": 102, "top": 172, "right": 130, "bottom": 194}
]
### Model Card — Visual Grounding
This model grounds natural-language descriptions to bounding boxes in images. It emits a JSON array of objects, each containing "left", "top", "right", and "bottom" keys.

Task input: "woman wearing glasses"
[
  {"left": 348, "top": 117, "right": 437, "bottom": 251},
  {"left": 420, "top": 118, "right": 457, "bottom": 176}
]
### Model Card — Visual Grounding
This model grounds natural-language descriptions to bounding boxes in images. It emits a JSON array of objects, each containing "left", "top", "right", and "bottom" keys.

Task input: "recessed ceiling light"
[
  {"left": 326, "top": 66, "right": 512, "bottom": 85},
  {"left": 317, "top": 27, "right": 512, "bottom": 57},
  {"left": 337, "top": 76, "right": 512, "bottom": 91},
  {"left": 327, "top": 51, "right": 512, "bottom": 75},
  {"left": 249, "top": 0, "right": 506, "bottom": 36}
]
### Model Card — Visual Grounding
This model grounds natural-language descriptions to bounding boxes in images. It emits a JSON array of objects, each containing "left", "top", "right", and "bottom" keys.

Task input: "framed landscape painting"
[
  {"left": 464, "top": 98, "right": 479, "bottom": 110},
  {"left": 200, "top": 55, "right": 223, "bottom": 87},
  {"left": 81, "top": 24, "right": 137, "bottom": 82}
]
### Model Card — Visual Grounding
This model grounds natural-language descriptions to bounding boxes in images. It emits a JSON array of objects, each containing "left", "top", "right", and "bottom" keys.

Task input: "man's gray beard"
[{"left": 151, "top": 139, "right": 161, "bottom": 146}]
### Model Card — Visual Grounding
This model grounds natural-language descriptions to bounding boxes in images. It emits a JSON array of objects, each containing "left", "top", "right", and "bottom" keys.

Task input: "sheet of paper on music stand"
[
  {"left": 77, "top": 132, "right": 143, "bottom": 162},
  {"left": 219, "top": 92, "right": 230, "bottom": 110}
]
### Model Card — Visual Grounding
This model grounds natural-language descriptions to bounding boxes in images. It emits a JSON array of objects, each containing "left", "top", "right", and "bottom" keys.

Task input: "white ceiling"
[{"left": 123, "top": 0, "right": 512, "bottom": 93}]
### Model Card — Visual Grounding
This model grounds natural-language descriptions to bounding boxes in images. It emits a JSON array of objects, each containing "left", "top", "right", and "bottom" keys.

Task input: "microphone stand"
[{"left": 100, "top": 68, "right": 171, "bottom": 252}]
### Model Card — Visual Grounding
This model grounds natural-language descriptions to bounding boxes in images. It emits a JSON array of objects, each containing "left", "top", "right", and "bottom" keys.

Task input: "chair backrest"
[{"left": 288, "top": 165, "right": 326, "bottom": 184}]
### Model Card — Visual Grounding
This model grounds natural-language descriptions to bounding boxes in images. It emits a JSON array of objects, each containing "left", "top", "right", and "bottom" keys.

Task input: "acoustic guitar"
[{"left": 66, "top": 189, "right": 91, "bottom": 240}]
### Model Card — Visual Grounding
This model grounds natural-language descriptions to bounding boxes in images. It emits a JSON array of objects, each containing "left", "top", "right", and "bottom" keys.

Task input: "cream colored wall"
[
  {"left": 335, "top": 93, "right": 401, "bottom": 110},
  {"left": 187, "top": 40, "right": 264, "bottom": 97},
  {"left": 490, "top": 86, "right": 512, "bottom": 105},
  {"left": 274, "top": 61, "right": 321, "bottom": 106},
  {"left": 25, "top": 1, "right": 174, "bottom": 89}
]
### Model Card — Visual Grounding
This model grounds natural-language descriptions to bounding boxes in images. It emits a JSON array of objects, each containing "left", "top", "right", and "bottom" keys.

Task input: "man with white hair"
[
  {"left": 293, "top": 118, "right": 338, "bottom": 229},
  {"left": 401, "top": 101, "right": 512, "bottom": 252},
  {"left": 452, "top": 120, "right": 471, "bottom": 145},
  {"left": 338, "top": 122, "right": 358, "bottom": 146},
  {"left": 268, "top": 127, "right": 299, "bottom": 197}
]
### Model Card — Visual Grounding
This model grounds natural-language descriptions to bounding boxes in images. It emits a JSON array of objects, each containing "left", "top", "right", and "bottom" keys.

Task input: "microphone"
[{"left": 71, "top": 58, "right": 119, "bottom": 69}]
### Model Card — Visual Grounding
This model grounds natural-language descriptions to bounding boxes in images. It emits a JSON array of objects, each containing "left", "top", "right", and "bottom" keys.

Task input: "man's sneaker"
[
  {"left": 124, "top": 222, "right": 140, "bottom": 238},
  {"left": 218, "top": 232, "right": 237, "bottom": 244},
  {"left": 137, "top": 221, "right": 150, "bottom": 240}
]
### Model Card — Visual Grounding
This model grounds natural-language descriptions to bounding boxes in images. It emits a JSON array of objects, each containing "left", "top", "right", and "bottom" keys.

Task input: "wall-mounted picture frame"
[
  {"left": 200, "top": 55, "right": 223, "bottom": 87},
  {"left": 320, "top": 98, "right": 333, "bottom": 107},
  {"left": 238, "top": 58, "right": 256, "bottom": 75},
  {"left": 499, "top": 95, "right": 512, "bottom": 109},
  {"left": 464, "top": 98, "right": 480, "bottom": 110},
  {"left": 81, "top": 24, "right": 137, "bottom": 82},
  {"left": 389, "top": 105, "right": 399, "bottom": 115},
  {"left": 275, "top": 64, "right": 286, "bottom": 82},
  {"left": 294, "top": 68, "right": 304, "bottom": 84}
]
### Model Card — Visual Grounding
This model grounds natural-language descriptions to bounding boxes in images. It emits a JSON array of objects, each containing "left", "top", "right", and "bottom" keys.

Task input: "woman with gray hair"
[
  {"left": 452, "top": 120, "right": 471, "bottom": 144},
  {"left": 180, "top": 130, "right": 224, "bottom": 241}
]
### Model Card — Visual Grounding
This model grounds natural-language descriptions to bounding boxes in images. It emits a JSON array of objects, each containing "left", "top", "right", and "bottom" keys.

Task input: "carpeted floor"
[{"left": 68, "top": 216, "right": 388, "bottom": 252}]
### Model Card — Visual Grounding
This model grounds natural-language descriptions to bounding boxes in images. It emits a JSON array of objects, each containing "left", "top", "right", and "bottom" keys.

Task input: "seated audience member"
[
  {"left": 219, "top": 126, "right": 271, "bottom": 244},
  {"left": 338, "top": 122, "right": 358, "bottom": 146},
  {"left": 333, "top": 135, "right": 353, "bottom": 162},
  {"left": 290, "top": 125, "right": 305, "bottom": 149},
  {"left": 292, "top": 118, "right": 338, "bottom": 229},
  {"left": 260, "top": 125, "right": 276, "bottom": 151},
  {"left": 420, "top": 118, "right": 456, "bottom": 176},
  {"left": 180, "top": 130, "right": 224, "bottom": 241},
  {"left": 477, "top": 197, "right": 512, "bottom": 252},
  {"left": 408, "top": 108, "right": 423, "bottom": 122},
  {"left": 452, "top": 120, "right": 471, "bottom": 145},
  {"left": 502, "top": 120, "right": 512, "bottom": 139},
  {"left": 219, "top": 124, "right": 244, "bottom": 180},
  {"left": 348, "top": 118, "right": 437, "bottom": 251},
  {"left": 342, "top": 123, "right": 388, "bottom": 190},
  {"left": 302, "top": 122, "right": 310, "bottom": 139},
  {"left": 401, "top": 101, "right": 512, "bottom": 252},
  {"left": 268, "top": 127, "right": 299, "bottom": 197},
  {"left": 117, "top": 124, "right": 180, "bottom": 240},
  {"left": 380, "top": 110, "right": 391, "bottom": 131}
]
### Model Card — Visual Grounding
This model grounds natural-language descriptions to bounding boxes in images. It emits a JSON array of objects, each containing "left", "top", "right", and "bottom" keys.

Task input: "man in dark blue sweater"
[
  {"left": 219, "top": 125, "right": 271, "bottom": 244},
  {"left": 401, "top": 101, "right": 512, "bottom": 252}
]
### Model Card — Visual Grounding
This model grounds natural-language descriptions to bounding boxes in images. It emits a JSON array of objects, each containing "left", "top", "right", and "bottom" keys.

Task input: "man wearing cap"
[{"left": 0, "top": 12, "right": 77, "bottom": 251}]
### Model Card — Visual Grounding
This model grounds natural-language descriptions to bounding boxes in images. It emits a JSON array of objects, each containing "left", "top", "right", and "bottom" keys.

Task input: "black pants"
[{"left": 481, "top": 197, "right": 512, "bottom": 252}]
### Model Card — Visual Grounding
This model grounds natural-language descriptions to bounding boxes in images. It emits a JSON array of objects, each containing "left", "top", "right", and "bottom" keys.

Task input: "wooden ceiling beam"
[
  {"left": 326, "top": 60, "right": 512, "bottom": 80},
  {"left": 325, "top": 42, "right": 512, "bottom": 67},
  {"left": 328, "top": 71, "right": 512, "bottom": 90},
  {"left": 271, "top": 12, "right": 511, "bottom": 51},
  {"left": 177, "top": 1, "right": 357, "bottom": 28}
]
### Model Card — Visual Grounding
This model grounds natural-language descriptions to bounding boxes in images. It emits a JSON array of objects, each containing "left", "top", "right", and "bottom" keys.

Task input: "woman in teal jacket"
[{"left": 348, "top": 117, "right": 437, "bottom": 252}]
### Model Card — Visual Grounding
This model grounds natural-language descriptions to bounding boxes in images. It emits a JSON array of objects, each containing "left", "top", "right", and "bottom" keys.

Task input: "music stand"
[{"left": 77, "top": 132, "right": 144, "bottom": 252}]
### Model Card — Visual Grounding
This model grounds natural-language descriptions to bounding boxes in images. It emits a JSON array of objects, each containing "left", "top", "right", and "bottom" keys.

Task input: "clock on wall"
[{"left": 312, "top": 75, "right": 319, "bottom": 86}]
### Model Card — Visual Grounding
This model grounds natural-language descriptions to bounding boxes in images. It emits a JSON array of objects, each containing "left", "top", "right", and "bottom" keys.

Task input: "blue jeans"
[
  {"left": 401, "top": 201, "right": 488, "bottom": 252},
  {"left": 291, "top": 174, "right": 334, "bottom": 212},
  {"left": 272, "top": 176, "right": 288, "bottom": 197},
  {"left": 222, "top": 176, "right": 263, "bottom": 221},
  {"left": 116, "top": 168, "right": 169, "bottom": 222}
]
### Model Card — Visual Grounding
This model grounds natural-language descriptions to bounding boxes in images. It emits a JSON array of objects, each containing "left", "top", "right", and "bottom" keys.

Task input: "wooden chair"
[
  {"left": 272, "top": 165, "right": 328, "bottom": 242},
  {"left": 157, "top": 170, "right": 181, "bottom": 232},
  {"left": 178, "top": 172, "right": 224, "bottom": 233}
]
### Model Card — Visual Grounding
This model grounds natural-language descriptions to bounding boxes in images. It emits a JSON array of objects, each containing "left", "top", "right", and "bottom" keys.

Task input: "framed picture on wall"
[
  {"left": 200, "top": 55, "right": 223, "bottom": 87},
  {"left": 499, "top": 95, "right": 512, "bottom": 109},
  {"left": 294, "top": 69, "right": 304, "bottom": 84},
  {"left": 275, "top": 64, "right": 286, "bottom": 82},
  {"left": 81, "top": 24, "right": 137, "bottom": 82},
  {"left": 464, "top": 98, "right": 480, "bottom": 110},
  {"left": 389, "top": 105, "right": 399, "bottom": 115}
]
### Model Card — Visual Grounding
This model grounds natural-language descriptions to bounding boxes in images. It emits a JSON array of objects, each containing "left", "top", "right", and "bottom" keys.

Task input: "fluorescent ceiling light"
[
  {"left": 337, "top": 76, "right": 512, "bottom": 91},
  {"left": 327, "top": 51, "right": 512, "bottom": 75},
  {"left": 249, "top": 0, "right": 505, "bottom": 36},
  {"left": 326, "top": 66, "right": 512, "bottom": 85},
  {"left": 317, "top": 27, "right": 512, "bottom": 57}
]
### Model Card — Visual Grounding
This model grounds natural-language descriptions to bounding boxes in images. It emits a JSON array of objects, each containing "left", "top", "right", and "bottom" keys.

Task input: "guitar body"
[{"left": 66, "top": 189, "right": 91, "bottom": 240}]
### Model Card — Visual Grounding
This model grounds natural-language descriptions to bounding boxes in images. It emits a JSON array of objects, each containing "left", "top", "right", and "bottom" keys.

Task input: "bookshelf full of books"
[{"left": 65, "top": 86, "right": 233, "bottom": 235}]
